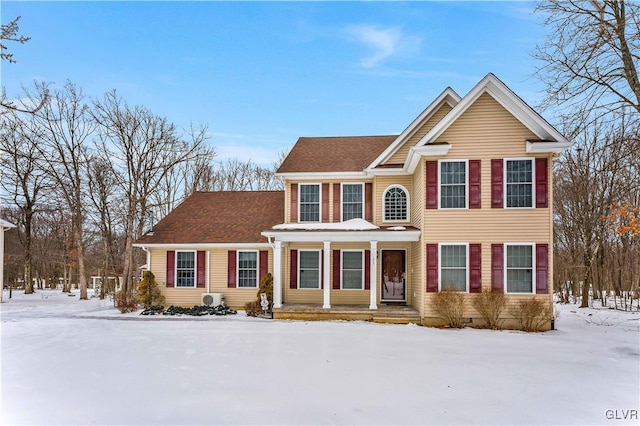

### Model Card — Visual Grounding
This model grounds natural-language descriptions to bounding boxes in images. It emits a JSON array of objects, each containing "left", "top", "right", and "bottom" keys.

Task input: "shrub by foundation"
[
  {"left": 472, "top": 289, "right": 506, "bottom": 329},
  {"left": 430, "top": 289, "right": 466, "bottom": 328},
  {"left": 509, "top": 298, "right": 552, "bottom": 332},
  {"left": 137, "top": 271, "right": 165, "bottom": 309}
]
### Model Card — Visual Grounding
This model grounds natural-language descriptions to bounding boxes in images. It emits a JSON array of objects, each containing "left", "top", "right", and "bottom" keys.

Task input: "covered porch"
[{"left": 262, "top": 219, "right": 421, "bottom": 311}]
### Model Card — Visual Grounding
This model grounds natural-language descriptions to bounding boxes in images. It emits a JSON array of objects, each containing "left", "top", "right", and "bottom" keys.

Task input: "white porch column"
[
  {"left": 369, "top": 240, "right": 378, "bottom": 310},
  {"left": 323, "top": 241, "right": 331, "bottom": 309},
  {"left": 273, "top": 240, "right": 283, "bottom": 308}
]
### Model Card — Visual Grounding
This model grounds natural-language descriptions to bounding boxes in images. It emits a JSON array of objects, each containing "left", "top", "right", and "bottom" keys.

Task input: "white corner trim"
[{"left": 404, "top": 143, "right": 452, "bottom": 174}]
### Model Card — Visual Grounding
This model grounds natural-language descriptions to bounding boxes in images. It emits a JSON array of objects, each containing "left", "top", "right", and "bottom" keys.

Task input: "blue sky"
[{"left": 1, "top": 1, "right": 547, "bottom": 165}]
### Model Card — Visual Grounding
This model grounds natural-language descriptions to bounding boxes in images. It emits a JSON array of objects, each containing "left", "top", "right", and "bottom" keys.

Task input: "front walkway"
[{"left": 273, "top": 303, "right": 421, "bottom": 324}]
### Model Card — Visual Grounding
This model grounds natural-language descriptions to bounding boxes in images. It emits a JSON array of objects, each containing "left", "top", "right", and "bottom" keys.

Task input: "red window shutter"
[
  {"left": 333, "top": 250, "right": 341, "bottom": 289},
  {"left": 227, "top": 250, "right": 236, "bottom": 288},
  {"left": 260, "top": 250, "right": 268, "bottom": 280},
  {"left": 196, "top": 251, "right": 206, "bottom": 288},
  {"left": 322, "top": 183, "right": 329, "bottom": 222},
  {"left": 491, "top": 244, "right": 504, "bottom": 292},
  {"left": 426, "top": 161, "right": 438, "bottom": 209},
  {"left": 333, "top": 183, "right": 341, "bottom": 222},
  {"left": 469, "top": 160, "right": 481, "bottom": 209},
  {"left": 536, "top": 244, "right": 549, "bottom": 294},
  {"left": 290, "top": 183, "right": 298, "bottom": 222},
  {"left": 491, "top": 159, "right": 503, "bottom": 208},
  {"left": 365, "top": 183, "right": 373, "bottom": 221},
  {"left": 469, "top": 244, "right": 482, "bottom": 293},
  {"left": 426, "top": 244, "right": 438, "bottom": 292},
  {"left": 166, "top": 251, "right": 175, "bottom": 288},
  {"left": 364, "top": 250, "right": 371, "bottom": 290},
  {"left": 535, "top": 158, "right": 549, "bottom": 208}
]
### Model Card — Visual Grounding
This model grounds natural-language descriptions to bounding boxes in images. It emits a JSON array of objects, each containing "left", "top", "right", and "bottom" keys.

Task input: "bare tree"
[
  {"left": 30, "top": 81, "right": 94, "bottom": 300},
  {"left": 0, "top": 17, "right": 48, "bottom": 113},
  {"left": 193, "top": 158, "right": 284, "bottom": 192},
  {"left": 0, "top": 110, "right": 51, "bottom": 294},
  {"left": 92, "top": 91, "right": 211, "bottom": 296},
  {"left": 534, "top": 0, "right": 640, "bottom": 124},
  {"left": 554, "top": 116, "right": 633, "bottom": 307},
  {"left": 87, "top": 157, "right": 123, "bottom": 299}
]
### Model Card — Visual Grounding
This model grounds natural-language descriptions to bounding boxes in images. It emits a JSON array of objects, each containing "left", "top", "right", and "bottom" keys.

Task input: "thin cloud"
[{"left": 346, "top": 24, "right": 419, "bottom": 69}]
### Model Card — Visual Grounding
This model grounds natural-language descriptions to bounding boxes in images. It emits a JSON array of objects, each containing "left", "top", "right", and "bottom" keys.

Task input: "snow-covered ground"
[{"left": 1, "top": 289, "right": 638, "bottom": 425}]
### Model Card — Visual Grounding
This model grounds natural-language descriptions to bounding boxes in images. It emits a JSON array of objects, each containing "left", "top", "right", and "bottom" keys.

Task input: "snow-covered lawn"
[{"left": 1, "top": 289, "right": 638, "bottom": 425}]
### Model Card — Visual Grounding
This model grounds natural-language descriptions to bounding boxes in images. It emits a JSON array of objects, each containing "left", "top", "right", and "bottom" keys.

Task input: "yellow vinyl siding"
[
  {"left": 149, "top": 247, "right": 271, "bottom": 309},
  {"left": 386, "top": 103, "right": 453, "bottom": 165},
  {"left": 374, "top": 175, "right": 413, "bottom": 225},
  {"left": 418, "top": 92, "right": 554, "bottom": 322}
]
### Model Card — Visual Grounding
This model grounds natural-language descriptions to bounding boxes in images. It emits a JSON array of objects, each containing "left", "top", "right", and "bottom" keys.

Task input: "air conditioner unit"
[{"left": 201, "top": 293, "right": 223, "bottom": 307}]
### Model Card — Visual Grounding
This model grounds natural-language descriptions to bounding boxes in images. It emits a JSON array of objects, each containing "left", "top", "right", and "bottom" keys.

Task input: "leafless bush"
[
  {"left": 430, "top": 289, "right": 466, "bottom": 328},
  {"left": 115, "top": 290, "right": 138, "bottom": 314},
  {"left": 508, "top": 299, "right": 552, "bottom": 332},
  {"left": 472, "top": 289, "right": 506, "bottom": 329}
]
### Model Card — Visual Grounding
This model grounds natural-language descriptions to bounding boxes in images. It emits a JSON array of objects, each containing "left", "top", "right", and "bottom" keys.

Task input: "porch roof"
[{"left": 261, "top": 224, "right": 421, "bottom": 243}]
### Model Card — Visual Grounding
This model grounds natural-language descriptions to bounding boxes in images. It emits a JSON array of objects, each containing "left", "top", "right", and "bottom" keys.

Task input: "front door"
[{"left": 381, "top": 250, "right": 406, "bottom": 301}]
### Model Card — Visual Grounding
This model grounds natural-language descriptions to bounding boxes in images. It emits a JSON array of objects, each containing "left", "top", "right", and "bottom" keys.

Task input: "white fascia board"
[
  {"left": 365, "top": 167, "right": 409, "bottom": 176},
  {"left": 404, "top": 143, "right": 452, "bottom": 174},
  {"left": 261, "top": 230, "right": 421, "bottom": 243},
  {"left": 0, "top": 219, "right": 16, "bottom": 229},
  {"left": 275, "top": 171, "right": 370, "bottom": 180},
  {"left": 132, "top": 243, "right": 272, "bottom": 249},
  {"left": 417, "top": 73, "right": 570, "bottom": 147},
  {"left": 367, "top": 88, "right": 461, "bottom": 170},
  {"left": 526, "top": 140, "right": 573, "bottom": 154}
]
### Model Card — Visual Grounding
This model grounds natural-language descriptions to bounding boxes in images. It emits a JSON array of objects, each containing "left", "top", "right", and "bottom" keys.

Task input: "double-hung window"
[
  {"left": 383, "top": 186, "right": 408, "bottom": 222},
  {"left": 440, "top": 161, "right": 467, "bottom": 209},
  {"left": 342, "top": 251, "right": 364, "bottom": 290},
  {"left": 238, "top": 251, "right": 258, "bottom": 288},
  {"left": 342, "top": 183, "right": 363, "bottom": 221},
  {"left": 299, "top": 250, "right": 321, "bottom": 289},
  {"left": 176, "top": 251, "right": 196, "bottom": 287},
  {"left": 439, "top": 244, "right": 467, "bottom": 292},
  {"left": 506, "top": 244, "right": 534, "bottom": 293},
  {"left": 505, "top": 159, "right": 533, "bottom": 208},
  {"left": 299, "top": 184, "right": 320, "bottom": 222}
]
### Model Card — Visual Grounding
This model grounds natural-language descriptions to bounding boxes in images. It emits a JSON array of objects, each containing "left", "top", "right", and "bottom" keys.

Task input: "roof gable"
[
  {"left": 134, "top": 191, "right": 284, "bottom": 245},
  {"left": 417, "top": 73, "right": 570, "bottom": 148},
  {"left": 367, "top": 87, "right": 460, "bottom": 170}
]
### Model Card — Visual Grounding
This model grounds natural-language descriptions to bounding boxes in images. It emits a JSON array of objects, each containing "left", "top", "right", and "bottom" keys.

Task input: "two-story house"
[{"left": 134, "top": 73, "right": 571, "bottom": 328}]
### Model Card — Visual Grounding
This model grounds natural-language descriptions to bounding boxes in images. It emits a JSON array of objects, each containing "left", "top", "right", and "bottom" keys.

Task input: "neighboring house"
[
  {"left": 1, "top": 219, "right": 17, "bottom": 302},
  {"left": 134, "top": 73, "right": 571, "bottom": 328}
]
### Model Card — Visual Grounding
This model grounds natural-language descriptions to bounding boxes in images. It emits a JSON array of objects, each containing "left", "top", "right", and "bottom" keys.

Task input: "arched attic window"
[{"left": 383, "top": 185, "right": 409, "bottom": 222}]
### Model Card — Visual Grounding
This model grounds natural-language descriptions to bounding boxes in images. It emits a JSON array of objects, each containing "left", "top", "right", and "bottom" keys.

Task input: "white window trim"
[
  {"left": 175, "top": 250, "right": 197, "bottom": 288},
  {"left": 438, "top": 243, "right": 469, "bottom": 292},
  {"left": 504, "top": 158, "right": 535, "bottom": 209},
  {"left": 341, "top": 249, "right": 365, "bottom": 290},
  {"left": 504, "top": 242, "right": 536, "bottom": 294},
  {"left": 438, "top": 159, "right": 469, "bottom": 210},
  {"left": 341, "top": 182, "right": 365, "bottom": 222},
  {"left": 299, "top": 183, "right": 322, "bottom": 223},
  {"left": 298, "top": 249, "right": 321, "bottom": 290},
  {"left": 382, "top": 184, "right": 410, "bottom": 223},
  {"left": 237, "top": 250, "right": 259, "bottom": 289}
]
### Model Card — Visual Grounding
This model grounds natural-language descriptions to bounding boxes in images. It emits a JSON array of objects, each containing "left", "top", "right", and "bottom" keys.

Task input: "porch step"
[{"left": 273, "top": 304, "right": 421, "bottom": 325}]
